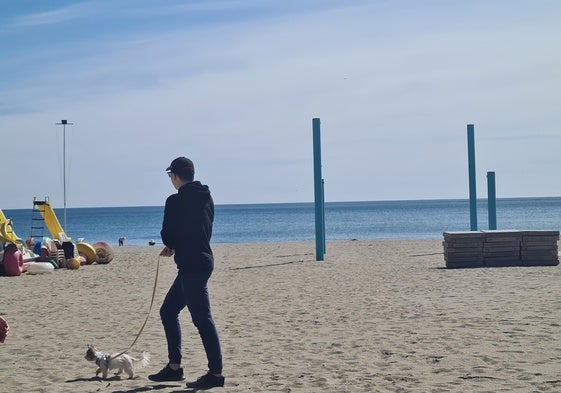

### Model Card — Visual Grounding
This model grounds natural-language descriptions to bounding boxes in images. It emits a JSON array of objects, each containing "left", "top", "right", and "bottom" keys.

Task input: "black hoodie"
[{"left": 160, "top": 181, "right": 214, "bottom": 274}]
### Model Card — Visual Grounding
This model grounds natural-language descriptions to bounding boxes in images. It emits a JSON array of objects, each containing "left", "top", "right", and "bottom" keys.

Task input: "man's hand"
[{"left": 160, "top": 246, "right": 175, "bottom": 257}]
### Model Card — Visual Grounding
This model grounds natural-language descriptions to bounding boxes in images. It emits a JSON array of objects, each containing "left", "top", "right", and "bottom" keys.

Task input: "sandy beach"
[{"left": 1, "top": 239, "right": 561, "bottom": 392}]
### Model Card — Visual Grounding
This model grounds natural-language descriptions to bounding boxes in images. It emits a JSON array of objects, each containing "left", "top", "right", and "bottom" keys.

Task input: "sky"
[{"left": 1, "top": 0, "right": 560, "bottom": 209}]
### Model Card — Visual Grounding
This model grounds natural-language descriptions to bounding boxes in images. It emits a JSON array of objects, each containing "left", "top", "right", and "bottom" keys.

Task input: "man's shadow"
[
  {"left": 111, "top": 386, "right": 198, "bottom": 393},
  {"left": 66, "top": 377, "right": 200, "bottom": 392}
]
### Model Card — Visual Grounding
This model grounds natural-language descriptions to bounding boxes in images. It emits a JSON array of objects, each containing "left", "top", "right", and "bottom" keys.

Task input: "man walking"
[{"left": 148, "top": 157, "right": 224, "bottom": 389}]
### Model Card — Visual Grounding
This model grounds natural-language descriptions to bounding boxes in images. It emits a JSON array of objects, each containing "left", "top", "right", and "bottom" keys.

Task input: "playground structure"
[
  {"left": 1, "top": 198, "right": 114, "bottom": 276},
  {"left": 32, "top": 198, "right": 110, "bottom": 266},
  {"left": 31, "top": 199, "right": 69, "bottom": 242}
]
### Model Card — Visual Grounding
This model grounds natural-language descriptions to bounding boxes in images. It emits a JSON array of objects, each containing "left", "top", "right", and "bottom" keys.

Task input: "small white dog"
[{"left": 85, "top": 344, "right": 150, "bottom": 379}]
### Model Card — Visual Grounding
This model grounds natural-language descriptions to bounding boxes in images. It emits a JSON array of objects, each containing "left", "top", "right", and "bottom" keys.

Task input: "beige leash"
[{"left": 108, "top": 255, "right": 161, "bottom": 360}]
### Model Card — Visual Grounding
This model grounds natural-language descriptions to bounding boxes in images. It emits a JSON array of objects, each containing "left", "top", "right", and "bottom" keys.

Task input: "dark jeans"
[{"left": 160, "top": 271, "right": 223, "bottom": 374}]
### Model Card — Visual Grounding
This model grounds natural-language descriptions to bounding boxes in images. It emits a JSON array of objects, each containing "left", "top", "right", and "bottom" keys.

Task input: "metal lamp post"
[{"left": 56, "top": 119, "right": 73, "bottom": 231}]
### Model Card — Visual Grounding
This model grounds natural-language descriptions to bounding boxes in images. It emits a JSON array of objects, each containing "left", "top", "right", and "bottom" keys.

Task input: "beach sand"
[{"left": 1, "top": 239, "right": 561, "bottom": 392}]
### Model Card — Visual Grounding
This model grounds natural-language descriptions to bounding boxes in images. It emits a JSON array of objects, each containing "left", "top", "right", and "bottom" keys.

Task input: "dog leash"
[{"left": 108, "top": 254, "right": 161, "bottom": 360}]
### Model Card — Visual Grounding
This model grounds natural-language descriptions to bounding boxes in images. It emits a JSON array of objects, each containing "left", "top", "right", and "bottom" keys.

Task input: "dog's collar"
[{"left": 95, "top": 353, "right": 109, "bottom": 367}]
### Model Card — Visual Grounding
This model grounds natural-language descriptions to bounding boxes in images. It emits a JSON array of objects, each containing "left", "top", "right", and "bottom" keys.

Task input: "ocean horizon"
[{"left": 3, "top": 197, "right": 561, "bottom": 246}]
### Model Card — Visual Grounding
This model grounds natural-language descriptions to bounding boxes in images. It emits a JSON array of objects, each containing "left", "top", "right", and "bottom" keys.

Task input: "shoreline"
[
  {"left": 1, "top": 239, "right": 560, "bottom": 392},
  {"left": 119, "top": 237, "right": 446, "bottom": 247}
]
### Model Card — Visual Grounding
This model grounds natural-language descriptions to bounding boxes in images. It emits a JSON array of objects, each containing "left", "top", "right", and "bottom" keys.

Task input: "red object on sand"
[
  {"left": 0, "top": 316, "right": 8, "bottom": 343},
  {"left": 3, "top": 246, "right": 24, "bottom": 276}
]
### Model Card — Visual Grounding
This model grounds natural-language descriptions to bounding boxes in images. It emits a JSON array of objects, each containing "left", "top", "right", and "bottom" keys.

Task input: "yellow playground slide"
[
  {"left": 32, "top": 199, "right": 68, "bottom": 241},
  {"left": 0, "top": 209, "right": 22, "bottom": 245}
]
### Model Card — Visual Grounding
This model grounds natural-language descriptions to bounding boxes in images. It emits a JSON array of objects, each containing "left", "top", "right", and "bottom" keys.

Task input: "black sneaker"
[
  {"left": 148, "top": 364, "right": 185, "bottom": 382},
  {"left": 186, "top": 373, "right": 225, "bottom": 389}
]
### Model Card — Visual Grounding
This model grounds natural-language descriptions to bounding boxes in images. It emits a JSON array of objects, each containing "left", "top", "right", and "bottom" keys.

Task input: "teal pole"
[
  {"left": 487, "top": 171, "right": 497, "bottom": 230},
  {"left": 322, "top": 178, "right": 326, "bottom": 253},
  {"left": 467, "top": 124, "right": 477, "bottom": 231},
  {"left": 313, "top": 118, "right": 325, "bottom": 261}
]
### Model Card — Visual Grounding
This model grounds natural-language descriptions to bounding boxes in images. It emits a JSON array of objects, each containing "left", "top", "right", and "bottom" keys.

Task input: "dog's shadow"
[
  {"left": 65, "top": 376, "right": 104, "bottom": 383},
  {"left": 66, "top": 375, "right": 134, "bottom": 382}
]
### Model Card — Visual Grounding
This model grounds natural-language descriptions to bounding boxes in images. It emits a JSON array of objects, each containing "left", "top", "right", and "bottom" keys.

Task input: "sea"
[{"left": 3, "top": 197, "right": 561, "bottom": 247}]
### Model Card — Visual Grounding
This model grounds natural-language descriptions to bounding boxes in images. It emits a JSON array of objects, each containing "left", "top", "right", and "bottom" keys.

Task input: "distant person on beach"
[
  {"left": 0, "top": 316, "right": 9, "bottom": 343},
  {"left": 118, "top": 237, "right": 125, "bottom": 246},
  {"left": 148, "top": 157, "right": 224, "bottom": 390}
]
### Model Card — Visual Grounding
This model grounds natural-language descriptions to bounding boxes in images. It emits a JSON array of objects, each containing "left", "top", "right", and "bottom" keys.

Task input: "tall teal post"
[
  {"left": 467, "top": 124, "right": 477, "bottom": 231},
  {"left": 487, "top": 171, "right": 497, "bottom": 230},
  {"left": 313, "top": 118, "right": 325, "bottom": 261}
]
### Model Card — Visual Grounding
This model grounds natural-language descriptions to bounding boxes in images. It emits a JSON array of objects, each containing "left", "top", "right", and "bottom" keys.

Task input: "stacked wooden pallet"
[
  {"left": 443, "top": 230, "right": 560, "bottom": 268},
  {"left": 520, "top": 230, "right": 559, "bottom": 266},
  {"left": 482, "top": 230, "right": 522, "bottom": 267},
  {"left": 443, "top": 231, "right": 484, "bottom": 268}
]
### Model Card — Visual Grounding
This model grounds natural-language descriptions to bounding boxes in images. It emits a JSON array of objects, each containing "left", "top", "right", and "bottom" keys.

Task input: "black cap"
[{"left": 166, "top": 157, "right": 195, "bottom": 177}]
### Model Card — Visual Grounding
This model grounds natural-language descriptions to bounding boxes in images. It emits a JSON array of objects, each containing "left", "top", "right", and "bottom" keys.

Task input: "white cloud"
[{"left": 6, "top": 1, "right": 100, "bottom": 27}]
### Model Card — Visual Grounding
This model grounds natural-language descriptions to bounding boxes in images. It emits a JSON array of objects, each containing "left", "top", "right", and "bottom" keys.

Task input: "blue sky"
[{"left": 1, "top": 0, "right": 560, "bottom": 209}]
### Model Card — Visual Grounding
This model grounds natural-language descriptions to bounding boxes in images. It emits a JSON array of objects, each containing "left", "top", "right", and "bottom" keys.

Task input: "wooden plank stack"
[
  {"left": 443, "top": 231, "right": 484, "bottom": 268},
  {"left": 443, "top": 230, "right": 560, "bottom": 268},
  {"left": 521, "top": 230, "right": 560, "bottom": 266},
  {"left": 482, "top": 230, "right": 522, "bottom": 267}
]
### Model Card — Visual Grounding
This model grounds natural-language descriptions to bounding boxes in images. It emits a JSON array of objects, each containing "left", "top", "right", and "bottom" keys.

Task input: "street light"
[{"left": 56, "top": 119, "right": 74, "bottom": 231}]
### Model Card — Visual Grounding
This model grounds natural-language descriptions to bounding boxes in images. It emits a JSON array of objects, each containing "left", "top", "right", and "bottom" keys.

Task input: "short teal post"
[
  {"left": 313, "top": 118, "right": 325, "bottom": 261},
  {"left": 322, "top": 179, "right": 326, "bottom": 252},
  {"left": 467, "top": 124, "right": 477, "bottom": 231},
  {"left": 487, "top": 171, "right": 497, "bottom": 230}
]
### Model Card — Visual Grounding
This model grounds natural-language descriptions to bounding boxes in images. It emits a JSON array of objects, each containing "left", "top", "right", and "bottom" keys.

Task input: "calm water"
[{"left": 3, "top": 198, "right": 561, "bottom": 246}]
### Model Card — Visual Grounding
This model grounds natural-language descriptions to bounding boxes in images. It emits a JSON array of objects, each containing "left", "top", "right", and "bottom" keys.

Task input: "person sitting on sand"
[{"left": 0, "top": 316, "right": 9, "bottom": 344}]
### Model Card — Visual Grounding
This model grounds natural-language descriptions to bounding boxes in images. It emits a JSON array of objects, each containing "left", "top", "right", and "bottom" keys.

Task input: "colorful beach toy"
[
  {"left": 76, "top": 242, "right": 97, "bottom": 265},
  {"left": 27, "top": 261, "right": 55, "bottom": 274},
  {"left": 67, "top": 258, "right": 81, "bottom": 269},
  {"left": 93, "top": 242, "right": 114, "bottom": 264}
]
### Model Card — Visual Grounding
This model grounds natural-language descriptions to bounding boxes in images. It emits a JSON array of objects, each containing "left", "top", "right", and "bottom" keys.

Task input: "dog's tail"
[{"left": 133, "top": 351, "right": 150, "bottom": 369}]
